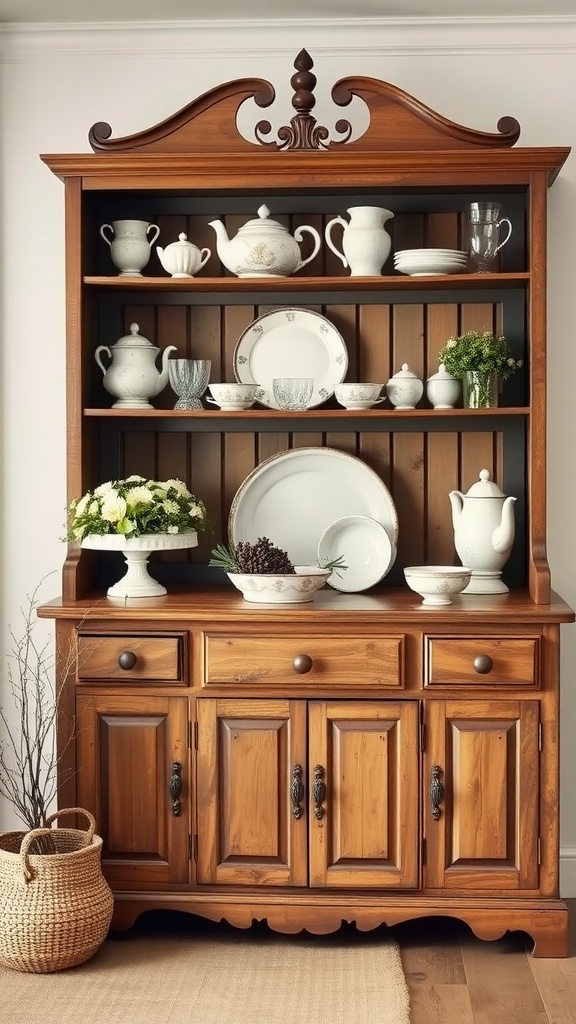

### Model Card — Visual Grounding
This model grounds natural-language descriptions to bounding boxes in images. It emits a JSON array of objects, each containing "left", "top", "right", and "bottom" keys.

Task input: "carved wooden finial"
[
  {"left": 291, "top": 49, "right": 317, "bottom": 116},
  {"left": 275, "top": 48, "right": 330, "bottom": 150}
]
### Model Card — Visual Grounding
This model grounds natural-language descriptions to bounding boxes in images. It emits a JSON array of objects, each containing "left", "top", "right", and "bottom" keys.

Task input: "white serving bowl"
[
  {"left": 207, "top": 383, "right": 260, "bottom": 410},
  {"left": 226, "top": 565, "right": 330, "bottom": 603},
  {"left": 334, "top": 383, "right": 384, "bottom": 409},
  {"left": 404, "top": 565, "right": 472, "bottom": 606}
]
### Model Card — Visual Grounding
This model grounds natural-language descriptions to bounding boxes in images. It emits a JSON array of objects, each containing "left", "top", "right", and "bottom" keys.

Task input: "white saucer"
[{"left": 317, "top": 515, "right": 395, "bottom": 593}]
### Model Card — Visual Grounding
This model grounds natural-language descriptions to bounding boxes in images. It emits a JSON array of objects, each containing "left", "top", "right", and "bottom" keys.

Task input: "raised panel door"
[
  {"left": 196, "top": 698, "right": 308, "bottom": 886},
  {"left": 308, "top": 701, "right": 420, "bottom": 888},
  {"left": 75, "top": 693, "right": 190, "bottom": 889},
  {"left": 424, "top": 699, "right": 539, "bottom": 891}
]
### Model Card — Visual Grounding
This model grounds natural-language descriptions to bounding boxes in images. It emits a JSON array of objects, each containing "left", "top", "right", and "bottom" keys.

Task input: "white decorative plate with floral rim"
[
  {"left": 233, "top": 307, "right": 348, "bottom": 409},
  {"left": 317, "top": 515, "right": 395, "bottom": 593},
  {"left": 229, "top": 447, "right": 398, "bottom": 567}
]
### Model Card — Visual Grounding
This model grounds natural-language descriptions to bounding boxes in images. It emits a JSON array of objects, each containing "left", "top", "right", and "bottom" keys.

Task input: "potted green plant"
[
  {"left": 66, "top": 475, "right": 209, "bottom": 598},
  {"left": 437, "top": 330, "right": 523, "bottom": 408}
]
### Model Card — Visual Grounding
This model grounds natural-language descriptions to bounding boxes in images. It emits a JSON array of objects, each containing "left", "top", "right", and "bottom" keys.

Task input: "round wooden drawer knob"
[
  {"left": 293, "top": 654, "right": 313, "bottom": 674},
  {"left": 473, "top": 654, "right": 493, "bottom": 675},
  {"left": 118, "top": 650, "right": 138, "bottom": 670}
]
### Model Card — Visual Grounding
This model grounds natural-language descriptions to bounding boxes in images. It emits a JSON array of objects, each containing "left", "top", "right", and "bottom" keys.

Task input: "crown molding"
[{"left": 2, "top": 17, "right": 576, "bottom": 60}]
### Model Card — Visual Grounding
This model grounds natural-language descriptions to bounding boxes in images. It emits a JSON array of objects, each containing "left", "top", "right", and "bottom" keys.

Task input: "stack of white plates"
[{"left": 394, "top": 248, "right": 468, "bottom": 276}]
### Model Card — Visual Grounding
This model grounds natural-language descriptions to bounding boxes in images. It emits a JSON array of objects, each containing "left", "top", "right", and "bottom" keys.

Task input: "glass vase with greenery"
[{"left": 437, "top": 330, "right": 523, "bottom": 408}]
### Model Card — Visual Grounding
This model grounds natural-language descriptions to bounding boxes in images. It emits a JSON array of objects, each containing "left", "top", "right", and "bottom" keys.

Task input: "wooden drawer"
[
  {"left": 203, "top": 634, "right": 404, "bottom": 688},
  {"left": 425, "top": 636, "right": 539, "bottom": 687},
  {"left": 77, "top": 633, "right": 184, "bottom": 684}
]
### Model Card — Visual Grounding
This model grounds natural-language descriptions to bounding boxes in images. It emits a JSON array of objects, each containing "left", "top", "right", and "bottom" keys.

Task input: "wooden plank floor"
[{"left": 398, "top": 900, "right": 576, "bottom": 1024}]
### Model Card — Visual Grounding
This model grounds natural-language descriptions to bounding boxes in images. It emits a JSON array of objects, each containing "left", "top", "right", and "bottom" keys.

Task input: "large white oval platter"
[
  {"left": 229, "top": 447, "right": 398, "bottom": 567},
  {"left": 233, "top": 307, "right": 348, "bottom": 409},
  {"left": 317, "top": 515, "right": 395, "bottom": 593}
]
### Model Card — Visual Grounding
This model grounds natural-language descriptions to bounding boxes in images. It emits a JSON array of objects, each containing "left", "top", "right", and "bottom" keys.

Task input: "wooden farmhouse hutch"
[{"left": 38, "top": 51, "right": 574, "bottom": 956}]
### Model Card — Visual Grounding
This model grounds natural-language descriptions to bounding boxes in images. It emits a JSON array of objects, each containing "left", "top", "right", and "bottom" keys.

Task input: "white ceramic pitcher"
[
  {"left": 100, "top": 219, "right": 160, "bottom": 276},
  {"left": 324, "top": 206, "right": 394, "bottom": 276}
]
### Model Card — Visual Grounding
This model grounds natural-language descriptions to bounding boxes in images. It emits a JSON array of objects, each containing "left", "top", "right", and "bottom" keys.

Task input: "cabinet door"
[
  {"left": 308, "top": 701, "right": 420, "bottom": 888},
  {"left": 196, "top": 698, "right": 308, "bottom": 886},
  {"left": 424, "top": 700, "right": 539, "bottom": 891},
  {"left": 76, "top": 693, "right": 190, "bottom": 889}
]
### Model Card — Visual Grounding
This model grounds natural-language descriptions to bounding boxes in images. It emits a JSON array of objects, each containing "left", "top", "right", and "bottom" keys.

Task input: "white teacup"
[
  {"left": 334, "top": 383, "right": 384, "bottom": 410},
  {"left": 207, "top": 383, "right": 259, "bottom": 410}
]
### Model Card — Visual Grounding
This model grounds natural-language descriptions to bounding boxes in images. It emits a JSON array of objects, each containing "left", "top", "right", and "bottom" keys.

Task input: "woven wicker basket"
[{"left": 0, "top": 807, "right": 113, "bottom": 973}]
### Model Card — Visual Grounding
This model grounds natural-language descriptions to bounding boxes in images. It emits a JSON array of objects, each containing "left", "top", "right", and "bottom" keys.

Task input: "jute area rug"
[{"left": 0, "top": 913, "right": 411, "bottom": 1024}]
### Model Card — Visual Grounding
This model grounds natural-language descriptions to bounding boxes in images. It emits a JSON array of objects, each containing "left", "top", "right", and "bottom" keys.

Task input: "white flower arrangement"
[{"left": 67, "top": 475, "right": 209, "bottom": 541}]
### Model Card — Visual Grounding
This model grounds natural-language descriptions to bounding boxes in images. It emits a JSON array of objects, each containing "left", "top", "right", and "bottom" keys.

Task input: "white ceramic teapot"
[
  {"left": 156, "top": 232, "right": 211, "bottom": 278},
  {"left": 95, "top": 323, "right": 177, "bottom": 409},
  {"left": 449, "top": 469, "right": 517, "bottom": 594},
  {"left": 209, "top": 204, "right": 321, "bottom": 278}
]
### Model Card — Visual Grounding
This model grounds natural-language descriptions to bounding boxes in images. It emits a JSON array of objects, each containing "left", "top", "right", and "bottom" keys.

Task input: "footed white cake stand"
[{"left": 81, "top": 531, "right": 198, "bottom": 598}]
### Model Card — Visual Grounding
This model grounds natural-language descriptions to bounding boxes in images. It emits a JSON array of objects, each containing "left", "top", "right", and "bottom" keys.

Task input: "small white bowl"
[
  {"left": 226, "top": 565, "right": 330, "bottom": 603},
  {"left": 404, "top": 565, "right": 472, "bottom": 606},
  {"left": 334, "top": 383, "right": 384, "bottom": 409},
  {"left": 208, "top": 383, "right": 260, "bottom": 410}
]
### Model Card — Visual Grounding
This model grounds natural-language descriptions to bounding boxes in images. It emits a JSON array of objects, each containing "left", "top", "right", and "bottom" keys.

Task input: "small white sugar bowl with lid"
[
  {"left": 385, "top": 363, "right": 424, "bottom": 410},
  {"left": 426, "top": 363, "right": 461, "bottom": 409},
  {"left": 156, "top": 232, "right": 211, "bottom": 277}
]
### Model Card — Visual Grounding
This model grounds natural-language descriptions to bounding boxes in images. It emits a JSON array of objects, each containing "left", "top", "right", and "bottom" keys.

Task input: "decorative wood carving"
[{"left": 88, "top": 48, "right": 520, "bottom": 156}]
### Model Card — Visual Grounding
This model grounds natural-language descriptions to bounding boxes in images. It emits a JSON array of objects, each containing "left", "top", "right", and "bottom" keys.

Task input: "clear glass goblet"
[{"left": 168, "top": 359, "right": 211, "bottom": 410}]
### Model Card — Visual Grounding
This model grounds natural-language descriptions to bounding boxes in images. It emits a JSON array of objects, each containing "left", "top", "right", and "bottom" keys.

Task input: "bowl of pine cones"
[{"left": 209, "top": 536, "right": 333, "bottom": 603}]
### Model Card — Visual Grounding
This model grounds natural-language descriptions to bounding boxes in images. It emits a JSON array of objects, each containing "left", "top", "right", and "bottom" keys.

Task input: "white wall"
[{"left": 1, "top": 16, "right": 575, "bottom": 891}]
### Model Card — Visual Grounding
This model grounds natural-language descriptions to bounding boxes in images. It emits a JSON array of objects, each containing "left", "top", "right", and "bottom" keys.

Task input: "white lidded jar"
[
  {"left": 385, "top": 363, "right": 424, "bottom": 410},
  {"left": 156, "top": 232, "right": 211, "bottom": 278},
  {"left": 426, "top": 363, "right": 461, "bottom": 409}
]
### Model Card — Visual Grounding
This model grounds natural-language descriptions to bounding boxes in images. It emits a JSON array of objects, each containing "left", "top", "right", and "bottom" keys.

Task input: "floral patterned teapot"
[{"left": 209, "top": 204, "right": 321, "bottom": 278}]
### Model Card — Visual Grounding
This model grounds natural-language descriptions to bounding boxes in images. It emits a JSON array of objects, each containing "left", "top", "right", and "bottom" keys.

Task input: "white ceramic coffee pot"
[
  {"left": 449, "top": 469, "right": 516, "bottom": 594},
  {"left": 95, "top": 323, "right": 177, "bottom": 409}
]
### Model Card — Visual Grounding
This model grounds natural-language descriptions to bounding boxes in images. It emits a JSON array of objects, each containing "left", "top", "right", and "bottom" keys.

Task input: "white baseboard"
[{"left": 560, "top": 848, "right": 576, "bottom": 897}]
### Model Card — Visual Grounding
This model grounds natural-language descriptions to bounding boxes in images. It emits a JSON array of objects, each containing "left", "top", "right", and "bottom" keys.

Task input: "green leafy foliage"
[{"left": 438, "top": 330, "right": 523, "bottom": 381}]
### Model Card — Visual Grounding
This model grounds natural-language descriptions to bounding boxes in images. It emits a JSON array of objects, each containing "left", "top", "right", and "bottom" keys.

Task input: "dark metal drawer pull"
[
  {"left": 118, "top": 650, "right": 137, "bottom": 670},
  {"left": 473, "top": 654, "right": 493, "bottom": 674},
  {"left": 293, "top": 654, "right": 313, "bottom": 674}
]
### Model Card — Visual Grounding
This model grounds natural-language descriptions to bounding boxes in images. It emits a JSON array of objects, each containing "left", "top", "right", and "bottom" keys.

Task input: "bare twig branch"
[{"left": 0, "top": 574, "right": 81, "bottom": 830}]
